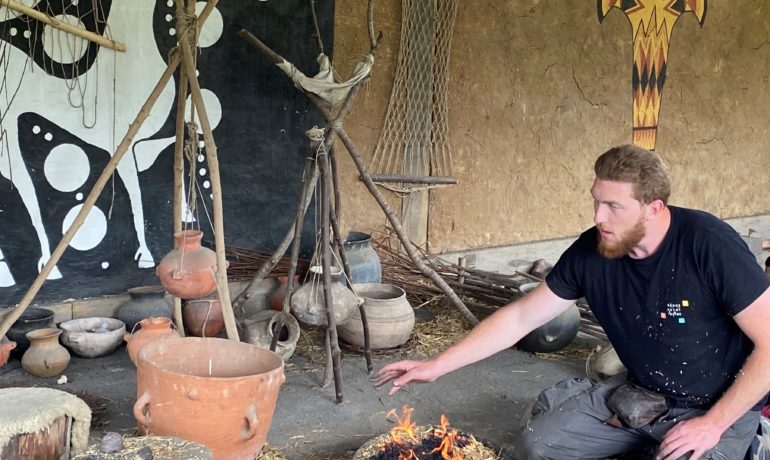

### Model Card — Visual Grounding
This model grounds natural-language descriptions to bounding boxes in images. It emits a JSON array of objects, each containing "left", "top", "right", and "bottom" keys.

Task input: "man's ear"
[{"left": 645, "top": 199, "right": 666, "bottom": 220}]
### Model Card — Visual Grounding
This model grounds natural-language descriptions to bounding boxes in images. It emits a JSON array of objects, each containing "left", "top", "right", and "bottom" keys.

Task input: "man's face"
[{"left": 591, "top": 179, "right": 647, "bottom": 259}]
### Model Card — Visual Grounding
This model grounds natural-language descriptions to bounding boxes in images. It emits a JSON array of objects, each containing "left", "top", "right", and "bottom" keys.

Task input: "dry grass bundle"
[{"left": 256, "top": 443, "right": 287, "bottom": 460}]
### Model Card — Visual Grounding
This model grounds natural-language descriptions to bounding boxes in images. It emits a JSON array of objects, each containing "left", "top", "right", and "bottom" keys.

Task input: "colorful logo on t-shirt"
[{"left": 661, "top": 300, "right": 690, "bottom": 324}]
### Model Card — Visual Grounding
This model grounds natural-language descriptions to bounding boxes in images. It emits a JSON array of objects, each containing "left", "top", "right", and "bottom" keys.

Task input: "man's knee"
[{"left": 514, "top": 421, "right": 565, "bottom": 460}]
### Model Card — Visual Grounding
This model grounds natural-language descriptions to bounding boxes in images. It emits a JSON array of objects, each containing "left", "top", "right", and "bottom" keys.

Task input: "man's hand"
[
  {"left": 370, "top": 359, "right": 442, "bottom": 395},
  {"left": 656, "top": 415, "right": 723, "bottom": 460}
]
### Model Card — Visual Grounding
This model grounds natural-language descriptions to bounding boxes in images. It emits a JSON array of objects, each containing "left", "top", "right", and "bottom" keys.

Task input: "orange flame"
[
  {"left": 387, "top": 405, "right": 419, "bottom": 444},
  {"left": 384, "top": 407, "right": 465, "bottom": 460}
]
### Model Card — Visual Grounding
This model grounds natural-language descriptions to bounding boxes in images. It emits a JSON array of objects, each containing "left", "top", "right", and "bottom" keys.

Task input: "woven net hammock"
[{"left": 369, "top": 0, "right": 459, "bottom": 194}]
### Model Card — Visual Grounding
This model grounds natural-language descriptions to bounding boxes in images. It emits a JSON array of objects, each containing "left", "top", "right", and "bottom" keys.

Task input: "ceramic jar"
[
  {"left": 182, "top": 292, "right": 225, "bottom": 337},
  {"left": 59, "top": 317, "right": 126, "bottom": 358},
  {"left": 243, "top": 310, "right": 300, "bottom": 361},
  {"left": 6, "top": 307, "right": 54, "bottom": 357},
  {"left": 290, "top": 266, "right": 359, "bottom": 326},
  {"left": 343, "top": 232, "right": 381, "bottom": 284},
  {"left": 134, "top": 337, "right": 285, "bottom": 459},
  {"left": 156, "top": 230, "right": 225, "bottom": 299},
  {"left": 124, "top": 317, "right": 181, "bottom": 365},
  {"left": 0, "top": 335, "right": 16, "bottom": 367},
  {"left": 21, "top": 328, "right": 70, "bottom": 378},
  {"left": 267, "top": 275, "right": 299, "bottom": 313},
  {"left": 338, "top": 283, "right": 415, "bottom": 349},
  {"left": 117, "top": 285, "right": 173, "bottom": 331}
]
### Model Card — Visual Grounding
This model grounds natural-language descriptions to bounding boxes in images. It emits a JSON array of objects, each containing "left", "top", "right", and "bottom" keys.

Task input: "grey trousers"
[{"left": 515, "top": 374, "right": 760, "bottom": 460}]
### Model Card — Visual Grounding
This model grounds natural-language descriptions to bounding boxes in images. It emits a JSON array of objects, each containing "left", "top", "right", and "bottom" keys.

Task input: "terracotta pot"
[
  {"left": 134, "top": 337, "right": 285, "bottom": 459},
  {"left": 0, "top": 335, "right": 16, "bottom": 367},
  {"left": 60, "top": 317, "right": 126, "bottom": 358},
  {"left": 124, "top": 317, "right": 181, "bottom": 365},
  {"left": 156, "top": 230, "right": 226, "bottom": 299},
  {"left": 267, "top": 275, "right": 299, "bottom": 313},
  {"left": 243, "top": 310, "right": 300, "bottom": 361},
  {"left": 338, "top": 283, "right": 415, "bottom": 349},
  {"left": 117, "top": 285, "right": 173, "bottom": 331},
  {"left": 182, "top": 293, "right": 225, "bottom": 337},
  {"left": 290, "top": 266, "right": 359, "bottom": 326},
  {"left": 21, "top": 328, "right": 70, "bottom": 378}
]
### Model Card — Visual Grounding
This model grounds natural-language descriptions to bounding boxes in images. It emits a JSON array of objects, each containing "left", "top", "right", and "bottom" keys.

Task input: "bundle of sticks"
[
  {"left": 371, "top": 234, "right": 608, "bottom": 342},
  {"left": 222, "top": 243, "right": 310, "bottom": 281}
]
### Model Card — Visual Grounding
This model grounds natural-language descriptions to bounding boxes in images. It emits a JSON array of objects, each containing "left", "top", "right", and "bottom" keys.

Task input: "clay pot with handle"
[
  {"left": 124, "top": 317, "right": 181, "bottom": 365},
  {"left": 155, "top": 230, "right": 226, "bottom": 299},
  {"left": 0, "top": 336, "right": 16, "bottom": 367}
]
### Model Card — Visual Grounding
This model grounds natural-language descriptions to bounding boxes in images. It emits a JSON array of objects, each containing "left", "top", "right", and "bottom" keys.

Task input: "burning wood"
[{"left": 354, "top": 406, "right": 501, "bottom": 460}]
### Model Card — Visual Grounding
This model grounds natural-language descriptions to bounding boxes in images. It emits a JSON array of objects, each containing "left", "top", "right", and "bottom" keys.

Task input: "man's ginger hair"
[{"left": 594, "top": 144, "right": 671, "bottom": 205}]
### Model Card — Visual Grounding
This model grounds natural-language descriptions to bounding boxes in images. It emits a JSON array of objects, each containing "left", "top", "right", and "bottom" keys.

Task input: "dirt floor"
[{"left": 0, "top": 302, "right": 594, "bottom": 460}]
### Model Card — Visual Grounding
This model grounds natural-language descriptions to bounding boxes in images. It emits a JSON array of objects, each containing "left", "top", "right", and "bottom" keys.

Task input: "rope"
[{"left": 369, "top": 0, "right": 459, "bottom": 193}]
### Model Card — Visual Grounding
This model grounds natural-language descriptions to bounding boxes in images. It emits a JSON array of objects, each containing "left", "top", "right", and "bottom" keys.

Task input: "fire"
[{"left": 382, "top": 406, "right": 465, "bottom": 460}]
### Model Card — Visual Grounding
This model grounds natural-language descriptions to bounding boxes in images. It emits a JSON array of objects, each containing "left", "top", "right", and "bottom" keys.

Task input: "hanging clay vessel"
[
  {"left": 338, "top": 283, "right": 415, "bottom": 349},
  {"left": 124, "top": 317, "right": 181, "bottom": 365},
  {"left": 243, "top": 310, "right": 301, "bottom": 361},
  {"left": 290, "top": 265, "right": 360, "bottom": 326},
  {"left": 117, "top": 285, "right": 173, "bottom": 331},
  {"left": 21, "top": 328, "right": 70, "bottom": 378},
  {"left": 0, "top": 335, "right": 16, "bottom": 367},
  {"left": 134, "top": 337, "right": 285, "bottom": 459},
  {"left": 156, "top": 230, "right": 225, "bottom": 299},
  {"left": 182, "top": 292, "right": 225, "bottom": 337}
]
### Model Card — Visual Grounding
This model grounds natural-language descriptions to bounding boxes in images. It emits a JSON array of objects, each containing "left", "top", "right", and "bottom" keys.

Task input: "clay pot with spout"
[
  {"left": 156, "top": 230, "right": 226, "bottom": 299},
  {"left": 290, "top": 266, "right": 360, "bottom": 326},
  {"left": 124, "top": 317, "right": 181, "bottom": 365},
  {"left": 243, "top": 310, "right": 301, "bottom": 361},
  {"left": 134, "top": 337, "right": 285, "bottom": 459},
  {"left": 21, "top": 328, "right": 70, "bottom": 378}
]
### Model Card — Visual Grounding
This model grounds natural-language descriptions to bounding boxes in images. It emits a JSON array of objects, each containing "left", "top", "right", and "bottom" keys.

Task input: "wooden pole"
[
  {"left": 0, "top": 0, "right": 127, "bottom": 52},
  {"left": 169, "top": 0, "right": 194, "bottom": 336},
  {"left": 178, "top": 37, "right": 239, "bottom": 341},
  {"left": 0, "top": 53, "right": 182, "bottom": 338}
]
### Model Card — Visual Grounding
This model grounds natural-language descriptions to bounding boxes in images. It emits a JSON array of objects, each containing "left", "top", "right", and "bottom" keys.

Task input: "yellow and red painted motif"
[{"left": 598, "top": 0, "right": 707, "bottom": 150}]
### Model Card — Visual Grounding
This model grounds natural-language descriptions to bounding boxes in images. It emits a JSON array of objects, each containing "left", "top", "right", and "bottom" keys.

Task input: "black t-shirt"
[{"left": 546, "top": 206, "right": 770, "bottom": 408}]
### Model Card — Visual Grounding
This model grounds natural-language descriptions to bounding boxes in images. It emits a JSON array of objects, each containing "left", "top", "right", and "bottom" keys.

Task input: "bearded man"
[{"left": 373, "top": 145, "right": 770, "bottom": 460}]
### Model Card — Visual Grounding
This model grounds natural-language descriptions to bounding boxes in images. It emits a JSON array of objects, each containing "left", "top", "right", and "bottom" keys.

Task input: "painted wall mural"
[
  {"left": 0, "top": 0, "right": 333, "bottom": 304},
  {"left": 598, "top": 0, "right": 707, "bottom": 150}
]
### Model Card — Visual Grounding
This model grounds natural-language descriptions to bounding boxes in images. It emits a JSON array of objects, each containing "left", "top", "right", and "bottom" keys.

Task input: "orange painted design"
[{"left": 599, "top": 0, "right": 707, "bottom": 150}]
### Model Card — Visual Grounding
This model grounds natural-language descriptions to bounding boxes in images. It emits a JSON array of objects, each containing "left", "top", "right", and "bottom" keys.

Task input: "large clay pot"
[
  {"left": 516, "top": 283, "right": 580, "bottom": 353},
  {"left": 117, "top": 286, "right": 173, "bottom": 331},
  {"left": 134, "top": 337, "right": 285, "bottom": 459},
  {"left": 338, "top": 283, "right": 415, "bottom": 349},
  {"left": 60, "top": 317, "right": 126, "bottom": 358},
  {"left": 182, "top": 292, "right": 225, "bottom": 337},
  {"left": 0, "top": 335, "right": 16, "bottom": 367},
  {"left": 21, "top": 328, "right": 70, "bottom": 378},
  {"left": 156, "top": 230, "right": 225, "bottom": 299},
  {"left": 243, "top": 310, "right": 300, "bottom": 361},
  {"left": 6, "top": 307, "right": 55, "bottom": 358},
  {"left": 343, "top": 232, "right": 382, "bottom": 284},
  {"left": 124, "top": 317, "right": 181, "bottom": 365},
  {"left": 290, "top": 265, "right": 359, "bottom": 326}
]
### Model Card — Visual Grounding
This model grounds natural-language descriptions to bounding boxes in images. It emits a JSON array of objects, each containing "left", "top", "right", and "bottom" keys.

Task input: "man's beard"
[{"left": 597, "top": 218, "right": 646, "bottom": 259}]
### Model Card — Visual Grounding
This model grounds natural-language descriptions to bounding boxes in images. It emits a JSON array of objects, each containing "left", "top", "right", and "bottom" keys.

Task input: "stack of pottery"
[
  {"left": 21, "top": 328, "right": 70, "bottom": 378},
  {"left": 155, "top": 230, "right": 224, "bottom": 300},
  {"left": 124, "top": 317, "right": 181, "bottom": 365}
]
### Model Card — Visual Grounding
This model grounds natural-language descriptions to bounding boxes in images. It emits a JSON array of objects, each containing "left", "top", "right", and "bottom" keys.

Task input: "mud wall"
[{"left": 333, "top": 1, "right": 770, "bottom": 253}]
